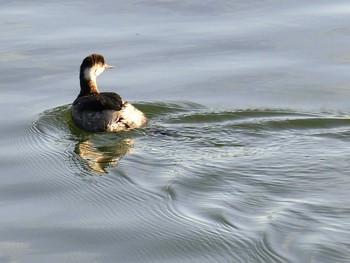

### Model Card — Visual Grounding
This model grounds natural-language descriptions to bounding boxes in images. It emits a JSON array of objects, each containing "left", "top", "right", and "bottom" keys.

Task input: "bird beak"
[{"left": 105, "top": 64, "right": 114, "bottom": 69}]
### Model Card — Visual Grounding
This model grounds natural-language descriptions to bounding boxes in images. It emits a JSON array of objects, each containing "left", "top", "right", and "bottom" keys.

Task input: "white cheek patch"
[
  {"left": 95, "top": 66, "right": 105, "bottom": 77},
  {"left": 83, "top": 65, "right": 105, "bottom": 80}
]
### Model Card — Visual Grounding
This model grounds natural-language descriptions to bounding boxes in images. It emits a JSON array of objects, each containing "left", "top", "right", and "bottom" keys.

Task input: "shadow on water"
[{"left": 73, "top": 137, "right": 132, "bottom": 173}]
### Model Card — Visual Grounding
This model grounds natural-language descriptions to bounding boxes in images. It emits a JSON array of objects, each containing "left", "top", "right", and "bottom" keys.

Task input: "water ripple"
[{"left": 3, "top": 101, "right": 350, "bottom": 262}]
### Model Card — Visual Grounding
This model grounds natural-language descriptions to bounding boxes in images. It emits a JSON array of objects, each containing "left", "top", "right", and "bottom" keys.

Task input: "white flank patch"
[{"left": 120, "top": 102, "right": 147, "bottom": 127}]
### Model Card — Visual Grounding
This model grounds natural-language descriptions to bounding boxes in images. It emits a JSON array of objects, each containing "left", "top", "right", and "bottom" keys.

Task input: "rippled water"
[{"left": 1, "top": 1, "right": 350, "bottom": 262}]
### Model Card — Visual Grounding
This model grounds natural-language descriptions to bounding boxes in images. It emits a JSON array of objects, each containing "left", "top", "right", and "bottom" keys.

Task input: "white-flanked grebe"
[{"left": 71, "top": 53, "right": 147, "bottom": 132}]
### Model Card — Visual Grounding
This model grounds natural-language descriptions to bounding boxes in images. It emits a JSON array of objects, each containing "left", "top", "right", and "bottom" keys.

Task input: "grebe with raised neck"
[{"left": 71, "top": 53, "right": 147, "bottom": 132}]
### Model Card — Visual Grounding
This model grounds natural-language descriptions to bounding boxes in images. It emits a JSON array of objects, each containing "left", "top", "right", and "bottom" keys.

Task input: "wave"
[
  {"left": 4, "top": 101, "right": 350, "bottom": 263},
  {"left": 24, "top": 102, "right": 350, "bottom": 175}
]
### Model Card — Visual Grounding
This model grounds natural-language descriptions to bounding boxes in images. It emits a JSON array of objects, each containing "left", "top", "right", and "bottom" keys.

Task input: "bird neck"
[{"left": 78, "top": 73, "right": 99, "bottom": 97}]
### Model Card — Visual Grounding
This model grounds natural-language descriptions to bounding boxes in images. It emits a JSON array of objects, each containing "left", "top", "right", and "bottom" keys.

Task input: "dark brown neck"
[{"left": 78, "top": 75, "right": 99, "bottom": 97}]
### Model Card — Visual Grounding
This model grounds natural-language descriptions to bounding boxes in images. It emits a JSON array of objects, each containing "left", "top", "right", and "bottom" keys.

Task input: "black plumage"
[{"left": 73, "top": 92, "right": 123, "bottom": 112}]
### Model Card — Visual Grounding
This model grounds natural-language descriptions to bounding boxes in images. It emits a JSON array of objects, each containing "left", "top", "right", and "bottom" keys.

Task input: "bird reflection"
[{"left": 74, "top": 137, "right": 133, "bottom": 173}]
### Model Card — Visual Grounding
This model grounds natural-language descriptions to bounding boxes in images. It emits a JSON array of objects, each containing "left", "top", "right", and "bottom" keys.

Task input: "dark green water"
[{"left": 1, "top": 1, "right": 350, "bottom": 262}]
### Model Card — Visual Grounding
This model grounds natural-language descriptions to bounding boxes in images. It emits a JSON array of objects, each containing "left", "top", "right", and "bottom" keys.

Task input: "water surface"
[{"left": 1, "top": 1, "right": 350, "bottom": 262}]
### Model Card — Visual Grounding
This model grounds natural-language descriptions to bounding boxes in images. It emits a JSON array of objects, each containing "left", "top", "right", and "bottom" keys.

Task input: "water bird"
[{"left": 71, "top": 53, "right": 147, "bottom": 132}]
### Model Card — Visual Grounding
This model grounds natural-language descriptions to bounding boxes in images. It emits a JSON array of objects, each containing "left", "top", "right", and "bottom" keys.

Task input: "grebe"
[{"left": 71, "top": 53, "right": 147, "bottom": 132}]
